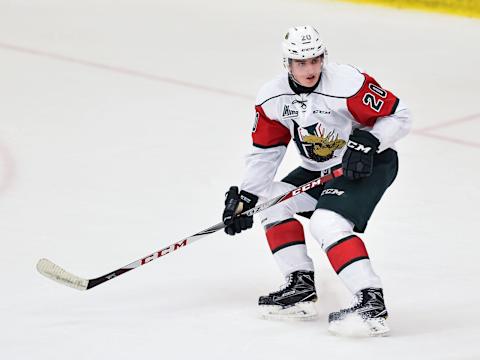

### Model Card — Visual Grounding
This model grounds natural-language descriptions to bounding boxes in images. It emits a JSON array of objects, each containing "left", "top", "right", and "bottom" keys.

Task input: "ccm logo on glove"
[
  {"left": 222, "top": 187, "right": 259, "bottom": 236},
  {"left": 342, "top": 129, "right": 380, "bottom": 180},
  {"left": 346, "top": 140, "right": 373, "bottom": 154}
]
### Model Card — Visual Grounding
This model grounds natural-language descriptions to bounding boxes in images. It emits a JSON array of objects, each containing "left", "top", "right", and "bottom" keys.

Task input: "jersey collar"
[{"left": 288, "top": 73, "right": 321, "bottom": 95}]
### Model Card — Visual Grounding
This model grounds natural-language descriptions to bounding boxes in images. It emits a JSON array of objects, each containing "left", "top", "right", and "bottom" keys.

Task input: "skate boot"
[
  {"left": 258, "top": 270, "right": 317, "bottom": 320},
  {"left": 328, "top": 287, "right": 390, "bottom": 337}
]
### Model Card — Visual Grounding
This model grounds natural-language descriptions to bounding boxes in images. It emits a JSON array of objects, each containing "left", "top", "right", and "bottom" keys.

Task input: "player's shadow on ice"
[{"left": 150, "top": 274, "right": 347, "bottom": 321}]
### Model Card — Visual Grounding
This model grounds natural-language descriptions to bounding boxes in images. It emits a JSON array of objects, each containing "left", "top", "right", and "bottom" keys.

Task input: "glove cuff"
[
  {"left": 349, "top": 129, "right": 380, "bottom": 152},
  {"left": 239, "top": 190, "right": 259, "bottom": 210}
]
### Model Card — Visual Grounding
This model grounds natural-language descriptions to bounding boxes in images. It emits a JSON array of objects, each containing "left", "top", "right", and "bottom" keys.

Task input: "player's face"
[{"left": 290, "top": 56, "right": 323, "bottom": 87}]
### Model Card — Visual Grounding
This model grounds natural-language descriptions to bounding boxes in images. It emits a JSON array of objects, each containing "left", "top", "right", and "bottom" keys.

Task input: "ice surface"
[{"left": 0, "top": 0, "right": 479, "bottom": 359}]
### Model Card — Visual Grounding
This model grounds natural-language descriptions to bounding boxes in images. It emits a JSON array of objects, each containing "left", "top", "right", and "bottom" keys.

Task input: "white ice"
[{"left": 0, "top": 0, "right": 479, "bottom": 359}]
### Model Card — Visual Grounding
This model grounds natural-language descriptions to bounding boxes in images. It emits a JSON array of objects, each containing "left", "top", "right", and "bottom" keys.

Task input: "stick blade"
[{"left": 36, "top": 258, "right": 89, "bottom": 291}]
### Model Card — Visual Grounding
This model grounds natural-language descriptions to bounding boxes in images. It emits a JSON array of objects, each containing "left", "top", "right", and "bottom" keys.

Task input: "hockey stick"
[{"left": 37, "top": 167, "right": 343, "bottom": 291}]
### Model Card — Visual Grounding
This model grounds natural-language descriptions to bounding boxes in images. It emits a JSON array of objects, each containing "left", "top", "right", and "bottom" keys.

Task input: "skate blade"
[
  {"left": 259, "top": 301, "right": 318, "bottom": 321},
  {"left": 328, "top": 314, "right": 390, "bottom": 337}
]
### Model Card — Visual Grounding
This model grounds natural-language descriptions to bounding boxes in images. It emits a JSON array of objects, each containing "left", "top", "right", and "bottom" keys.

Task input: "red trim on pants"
[
  {"left": 266, "top": 219, "right": 305, "bottom": 254},
  {"left": 326, "top": 235, "right": 369, "bottom": 273}
]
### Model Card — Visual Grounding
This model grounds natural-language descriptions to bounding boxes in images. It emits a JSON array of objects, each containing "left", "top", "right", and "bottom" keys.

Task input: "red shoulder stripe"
[{"left": 252, "top": 105, "right": 291, "bottom": 148}]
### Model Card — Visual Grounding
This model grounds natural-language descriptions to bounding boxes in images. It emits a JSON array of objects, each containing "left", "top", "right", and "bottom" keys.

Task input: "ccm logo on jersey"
[
  {"left": 321, "top": 188, "right": 345, "bottom": 196},
  {"left": 347, "top": 140, "right": 372, "bottom": 153},
  {"left": 313, "top": 109, "right": 331, "bottom": 115}
]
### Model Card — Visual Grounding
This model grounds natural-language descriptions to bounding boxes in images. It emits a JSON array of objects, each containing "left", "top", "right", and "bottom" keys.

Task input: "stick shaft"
[{"left": 40, "top": 167, "right": 343, "bottom": 290}]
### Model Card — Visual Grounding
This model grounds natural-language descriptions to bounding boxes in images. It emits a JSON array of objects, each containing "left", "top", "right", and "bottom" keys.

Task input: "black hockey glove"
[
  {"left": 342, "top": 129, "right": 380, "bottom": 180},
  {"left": 222, "top": 186, "right": 259, "bottom": 236}
]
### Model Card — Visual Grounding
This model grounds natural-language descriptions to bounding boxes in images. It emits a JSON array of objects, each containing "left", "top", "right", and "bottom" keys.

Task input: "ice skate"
[
  {"left": 328, "top": 287, "right": 390, "bottom": 337},
  {"left": 258, "top": 270, "right": 318, "bottom": 320}
]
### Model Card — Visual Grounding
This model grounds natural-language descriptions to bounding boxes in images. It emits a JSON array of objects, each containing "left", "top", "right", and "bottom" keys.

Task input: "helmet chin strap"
[
  {"left": 285, "top": 62, "right": 308, "bottom": 86},
  {"left": 288, "top": 72, "right": 302, "bottom": 86},
  {"left": 284, "top": 55, "right": 326, "bottom": 89}
]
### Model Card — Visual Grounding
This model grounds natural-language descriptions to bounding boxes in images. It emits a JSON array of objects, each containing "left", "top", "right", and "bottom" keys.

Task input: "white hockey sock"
[
  {"left": 266, "top": 218, "right": 314, "bottom": 277},
  {"left": 325, "top": 235, "right": 382, "bottom": 294},
  {"left": 310, "top": 209, "right": 382, "bottom": 295},
  {"left": 273, "top": 245, "right": 314, "bottom": 277}
]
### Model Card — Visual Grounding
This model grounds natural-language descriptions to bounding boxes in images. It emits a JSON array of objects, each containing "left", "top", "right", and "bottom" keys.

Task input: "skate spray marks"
[
  {"left": 0, "top": 141, "right": 15, "bottom": 195},
  {"left": 328, "top": 313, "right": 390, "bottom": 337},
  {"left": 412, "top": 113, "right": 480, "bottom": 149}
]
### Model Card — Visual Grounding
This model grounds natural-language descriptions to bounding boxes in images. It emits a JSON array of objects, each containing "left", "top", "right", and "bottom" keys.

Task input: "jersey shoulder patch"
[{"left": 346, "top": 73, "right": 400, "bottom": 127}]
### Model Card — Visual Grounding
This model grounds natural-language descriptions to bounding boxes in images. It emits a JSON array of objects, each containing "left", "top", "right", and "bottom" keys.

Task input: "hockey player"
[{"left": 222, "top": 25, "right": 411, "bottom": 336}]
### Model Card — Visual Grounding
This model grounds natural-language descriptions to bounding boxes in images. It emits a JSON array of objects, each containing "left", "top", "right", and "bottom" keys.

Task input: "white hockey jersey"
[{"left": 241, "top": 63, "right": 411, "bottom": 198}]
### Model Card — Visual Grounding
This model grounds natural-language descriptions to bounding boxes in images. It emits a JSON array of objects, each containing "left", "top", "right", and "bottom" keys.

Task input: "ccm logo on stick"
[
  {"left": 141, "top": 240, "right": 188, "bottom": 265},
  {"left": 292, "top": 178, "right": 324, "bottom": 195}
]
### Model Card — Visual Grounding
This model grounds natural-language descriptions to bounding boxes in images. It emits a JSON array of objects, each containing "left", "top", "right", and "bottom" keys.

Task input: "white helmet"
[{"left": 282, "top": 25, "right": 327, "bottom": 68}]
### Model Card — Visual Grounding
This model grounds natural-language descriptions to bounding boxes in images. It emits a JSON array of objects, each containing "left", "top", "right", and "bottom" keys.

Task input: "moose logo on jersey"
[{"left": 293, "top": 121, "right": 346, "bottom": 162}]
